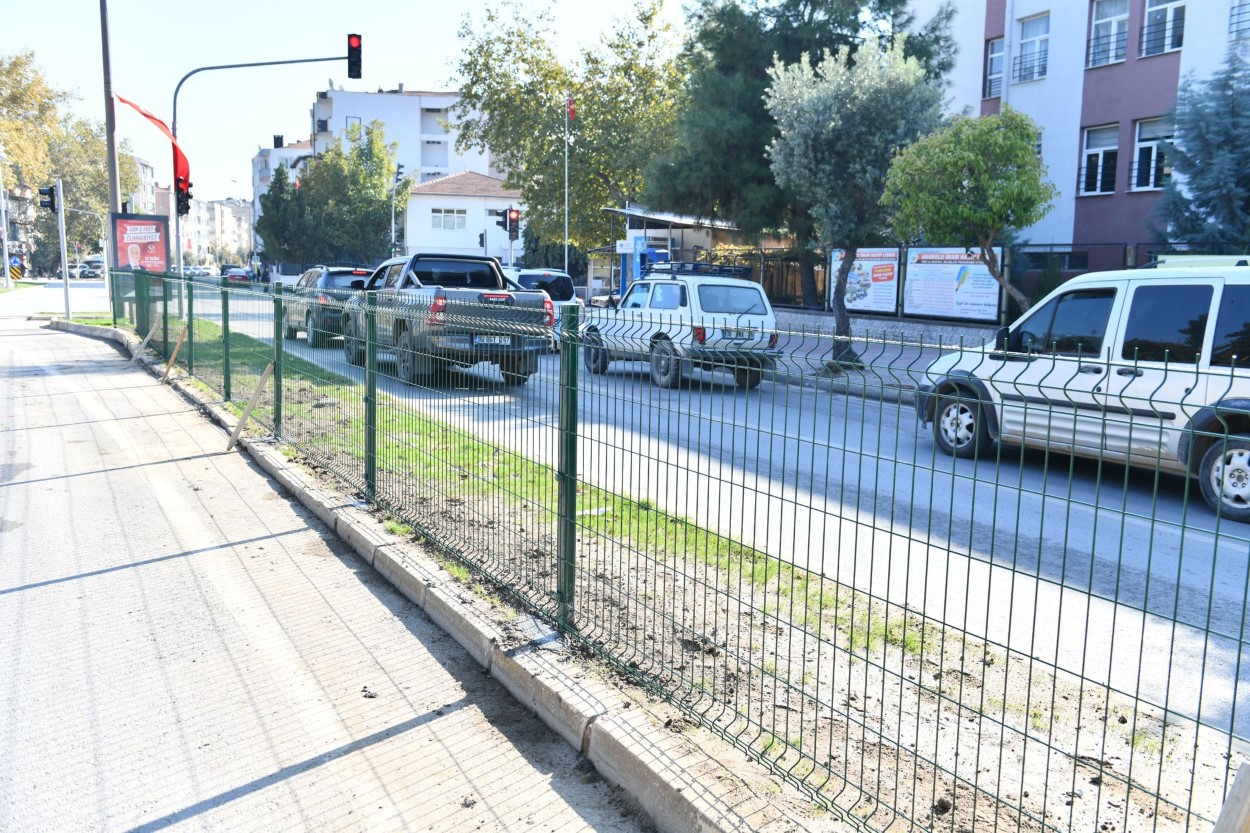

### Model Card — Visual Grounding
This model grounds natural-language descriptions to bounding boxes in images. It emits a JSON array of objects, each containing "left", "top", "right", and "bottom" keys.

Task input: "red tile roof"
[{"left": 410, "top": 171, "right": 520, "bottom": 198}]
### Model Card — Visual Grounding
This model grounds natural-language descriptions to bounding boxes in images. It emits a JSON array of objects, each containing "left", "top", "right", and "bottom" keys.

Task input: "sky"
[{"left": 9, "top": 0, "right": 686, "bottom": 202}]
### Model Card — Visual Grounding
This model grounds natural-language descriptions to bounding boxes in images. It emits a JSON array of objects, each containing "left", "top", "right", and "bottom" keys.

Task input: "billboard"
[
  {"left": 111, "top": 213, "right": 170, "bottom": 272},
  {"left": 831, "top": 248, "right": 899, "bottom": 314},
  {"left": 902, "top": 247, "right": 1003, "bottom": 322}
]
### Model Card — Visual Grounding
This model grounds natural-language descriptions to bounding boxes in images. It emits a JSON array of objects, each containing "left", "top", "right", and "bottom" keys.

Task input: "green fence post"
[
  {"left": 220, "top": 278, "right": 231, "bottom": 401},
  {"left": 365, "top": 290, "right": 378, "bottom": 501},
  {"left": 134, "top": 272, "right": 146, "bottom": 335},
  {"left": 272, "top": 284, "right": 283, "bottom": 437},
  {"left": 109, "top": 270, "right": 118, "bottom": 328},
  {"left": 556, "top": 304, "right": 580, "bottom": 632},
  {"left": 185, "top": 275, "right": 194, "bottom": 376},
  {"left": 161, "top": 276, "right": 169, "bottom": 357}
]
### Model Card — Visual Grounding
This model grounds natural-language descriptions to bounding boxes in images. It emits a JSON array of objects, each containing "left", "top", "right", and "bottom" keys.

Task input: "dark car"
[
  {"left": 223, "top": 267, "right": 252, "bottom": 287},
  {"left": 282, "top": 265, "right": 372, "bottom": 347}
]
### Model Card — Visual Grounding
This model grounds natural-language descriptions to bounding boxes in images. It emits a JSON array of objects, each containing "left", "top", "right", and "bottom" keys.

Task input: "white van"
[{"left": 916, "top": 267, "right": 1250, "bottom": 520}]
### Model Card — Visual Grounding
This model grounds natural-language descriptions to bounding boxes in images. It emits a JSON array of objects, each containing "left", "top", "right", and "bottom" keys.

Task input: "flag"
[
  {"left": 567, "top": 95, "right": 575, "bottom": 121},
  {"left": 115, "top": 94, "right": 190, "bottom": 191}
]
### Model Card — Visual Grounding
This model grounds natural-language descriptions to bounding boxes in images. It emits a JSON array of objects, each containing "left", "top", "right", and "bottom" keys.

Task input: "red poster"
[{"left": 111, "top": 213, "right": 170, "bottom": 272}]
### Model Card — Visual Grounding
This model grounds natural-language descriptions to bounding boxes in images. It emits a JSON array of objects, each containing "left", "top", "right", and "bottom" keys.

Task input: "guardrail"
[{"left": 112, "top": 269, "right": 1250, "bottom": 833}]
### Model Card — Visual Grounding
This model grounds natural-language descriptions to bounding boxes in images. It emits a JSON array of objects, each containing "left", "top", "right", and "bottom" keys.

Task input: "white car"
[
  {"left": 581, "top": 262, "right": 780, "bottom": 390},
  {"left": 916, "top": 266, "right": 1250, "bottom": 520}
]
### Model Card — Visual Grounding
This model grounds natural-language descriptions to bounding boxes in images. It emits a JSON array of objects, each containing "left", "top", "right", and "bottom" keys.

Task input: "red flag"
[
  {"left": 115, "top": 94, "right": 191, "bottom": 191},
  {"left": 567, "top": 95, "right": 575, "bottom": 121}
]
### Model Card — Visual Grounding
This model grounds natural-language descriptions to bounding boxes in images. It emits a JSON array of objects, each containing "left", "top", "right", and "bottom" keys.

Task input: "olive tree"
[
  {"left": 765, "top": 36, "right": 943, "bottom": 349},
  {"left": 881, "top": 105, "right": 1056, "bottom": 313}
]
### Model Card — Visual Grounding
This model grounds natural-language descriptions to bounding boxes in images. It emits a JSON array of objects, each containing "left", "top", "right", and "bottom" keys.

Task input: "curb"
[{"left": 49, "top": 319, "right": 824, "bottom": 833}]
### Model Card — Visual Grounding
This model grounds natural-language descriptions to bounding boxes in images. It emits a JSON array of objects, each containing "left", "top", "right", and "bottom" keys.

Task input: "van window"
[
  {"left": 1019, "top": 289, "right": 1115, "bottom": 356},
  {"left": 518, "top": 272, "right": 575, "bottom": 301},
  {"left": 622, "top": 283, "right": 651, "bottom": 309},
  {"left": 411, "top": 259, "right": 501, "bottom": 288},
  {"left": 1211, "top": 285, "right": 1250, "bottom": 368},
  {"left": 1121, "top": 284, "right": 1213, "bottom": 364},
  {"left": 650, "top": 283, "right": 686, "bottom": 310},
  {"left": 697, "top": 284, "right": 769, "bottom": 314}
]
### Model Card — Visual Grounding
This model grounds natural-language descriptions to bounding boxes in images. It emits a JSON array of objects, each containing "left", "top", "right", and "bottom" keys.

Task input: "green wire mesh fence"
[{"left": 112, "top": 269, "right": 1250, "bottom": 833}]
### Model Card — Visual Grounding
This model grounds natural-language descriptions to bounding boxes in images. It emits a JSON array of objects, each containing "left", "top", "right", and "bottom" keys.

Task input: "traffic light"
[
  {"left": 394, "top": 162, "right": 404, "bottom": 183},
  {"left": 494, "top": 208, "right": 508, "bottom": 231},
  {"left": 176, "top": 176, "right": 192, "bottom": 216},
  {"left": 477, "top": 232, "right": 485, "bottom": 248},
  {"left": 38, "top": 185, "right": 57, "bottom": 214},
  {"left": 507, "top": 208, "right": 520, "bottom": 241},
  {"left": 347, "top": 33, "right": 362, "bottom": 79}
]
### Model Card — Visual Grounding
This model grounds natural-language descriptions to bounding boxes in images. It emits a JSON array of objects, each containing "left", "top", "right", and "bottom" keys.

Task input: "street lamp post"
[{"left": 0, "top": 142, "right": 10, "bottom": 289}]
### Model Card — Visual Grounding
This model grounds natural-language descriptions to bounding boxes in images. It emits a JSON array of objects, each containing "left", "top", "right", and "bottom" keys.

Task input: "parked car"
[
  {"left": 63, "top": 262, "right": 82, "bottom": 279},
  {"left": 580, "top": 261, "right": 781, "bottom": 390},
  {"left": 512, "top": 269, "right": 583, "bottom": 340},
  {"left": 341, "top": 253, "right": 554, "bottom": 385},
  {"left": 81, "top": 257, "right": 104, "bottom": 279},
  {"left": 915, "top": 266, "right": 1250, "bottom": 521},
  {"left": 282, "top": 266, "right": 373, "bottom": 347},
  {"left": 223, "top": 267, "right": 252, "bottom": 287}
]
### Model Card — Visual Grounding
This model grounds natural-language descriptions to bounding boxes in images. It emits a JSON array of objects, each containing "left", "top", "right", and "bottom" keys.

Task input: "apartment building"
[{"left": 923, "top": 0, "right": 1245, "bottom": 253}]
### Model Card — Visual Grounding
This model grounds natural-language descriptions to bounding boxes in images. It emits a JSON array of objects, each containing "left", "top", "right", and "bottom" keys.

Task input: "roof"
[
  {"left": 409, "top": 171, "right": 521, "bottom": 199},
  {"left": 602, "top": 203, "right": 737, "bottom": 231}
]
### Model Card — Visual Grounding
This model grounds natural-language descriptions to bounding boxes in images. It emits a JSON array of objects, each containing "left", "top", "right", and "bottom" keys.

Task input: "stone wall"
[{"left": 774, "top": 308, "right": 999, "bottom": 346}]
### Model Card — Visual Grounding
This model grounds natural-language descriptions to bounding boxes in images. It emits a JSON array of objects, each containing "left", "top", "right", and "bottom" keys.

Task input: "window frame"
[
  {"left": 984, "top": 38, "right": 1004, "bottom": 98},
  {"left": 1088, "top": 0, "right": 1129, "bottom": 67},
  {"left": 1234, "top": 2, "right": 1250, "bottom": 41},
  {"left": 1142, "top": 0, "right": 1185, "bottom": 57},
  {"left": 430, "top": 207, "right": 467, "bottom": 231},
  {"left": 1080, "top": 125, "right": 1120, "bottom": 196},
  {"left": 1014, "top": 14, "right": 1050, "bottom": 83},
  {"left": 1132, "top": 118, "right": 1173, "bottom": 191},
  {"left": 1119, "top": 283, "right": 1213, "bottom": 364},
  {"left": 621, "top": 282, "right": 652, "bottom": 309},
  {"left": 1211, "top": 284, "right": 1250, "bottom": 368}
]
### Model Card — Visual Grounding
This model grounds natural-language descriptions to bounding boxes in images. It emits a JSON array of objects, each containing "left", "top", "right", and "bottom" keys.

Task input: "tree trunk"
[
  {"left": 979, "top": 239, "right": 1031, "bottom": 314},
  {"left": 826, "top": 243, "right": 862, "bottom": 369},
  {"left": 799, "top": 250, "right": 820, "bottom": 309}
]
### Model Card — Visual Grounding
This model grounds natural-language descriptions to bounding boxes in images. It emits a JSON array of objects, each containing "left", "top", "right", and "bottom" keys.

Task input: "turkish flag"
[
  {"left": 567, "top": 95, "right": 575, "bottom": 121},
  {"left": 115, "top": 94, "right": 190, "bottom": 190}
]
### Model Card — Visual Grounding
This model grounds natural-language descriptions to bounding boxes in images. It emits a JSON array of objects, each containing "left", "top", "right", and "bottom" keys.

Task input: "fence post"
[
  {"left": 185, "top": 275, "right": 194, "bottom": 376},
  {"left": 134, "top": 271, "right": 146, "bottom": 334},
  {"left": 556, "top": 304, "right": 580, "bottom": 632},
  {"left": 220, "top": 278, "right": 231, "bottom": 401},
  {"left": 272, "top": 284, "right": 283, "bottom": 437},
  {"left": 364, "top": 290, "right": 378, "bottom": 501},
  {"left": 161, "top": 276, "right": 170, "bottom": 357}
]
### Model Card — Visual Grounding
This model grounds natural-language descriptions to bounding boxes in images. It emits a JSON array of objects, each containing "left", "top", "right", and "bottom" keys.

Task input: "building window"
[
  {"left": 1081, "top": 125, "right": 1119, "bottom": 195},
  {"left": 984, "top": 38, "right": 1004, "bottom": 98},
  {"left": 431, "top": 208, "right": 466, "bottom": 230},
  {"left": 1132, "top": 118, "right": 1173, "bottom": 190},
  {"left": 1233, "top": 2, "right": 1250, "bottom": 39},
  {"left": 1142, "top": 0, "right": 1184, "bottom": 56},
  {"left": 1014, "top": 14, "right": 1049, "bottom": 82},
  {"left": 1088, "top": 0, "right": 1129, "bottom": 66}
]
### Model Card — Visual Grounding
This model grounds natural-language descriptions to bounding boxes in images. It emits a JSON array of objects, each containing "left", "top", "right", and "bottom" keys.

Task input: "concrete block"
[
  {"left": 491, "top": 644, "right": 614, "bottom": 751},
  {"left": 372, "top": 545, "right": 429, "bottom": 608},
  {"left": 422, "top": 585, "right": 503, "bottom": 670},
  {"left": 336, "top": 514, "right": 388, "bottom": 568}
]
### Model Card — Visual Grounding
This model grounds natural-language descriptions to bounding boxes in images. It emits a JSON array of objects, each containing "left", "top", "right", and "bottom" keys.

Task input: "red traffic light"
[
  {"left": 347, "top": 33, "right": 362, "bottom": 79},
  {"left": 507, "top": 209, "right": 519, "bottom": 223},
  {"left": 348, "top": 34, "right": 361, "bottom": 48}
]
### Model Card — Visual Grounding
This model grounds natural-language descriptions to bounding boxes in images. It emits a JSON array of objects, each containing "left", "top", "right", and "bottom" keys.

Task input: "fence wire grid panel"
[{"left": 113, "top": 271, "right": 1250, "bottom": 833}]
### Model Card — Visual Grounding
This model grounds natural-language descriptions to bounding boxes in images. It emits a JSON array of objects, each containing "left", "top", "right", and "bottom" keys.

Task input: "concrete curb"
[{"left": 49, "top": 319, "right": 834, "bottom": 833}]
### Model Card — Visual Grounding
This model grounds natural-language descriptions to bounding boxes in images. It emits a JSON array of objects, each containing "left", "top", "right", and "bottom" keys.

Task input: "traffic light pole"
[
  {"left": 56, "top": 180, "right": 70, "bottom": 318},
  {"left": 0, "top": 143, "right": 9, "bottom": 289}
]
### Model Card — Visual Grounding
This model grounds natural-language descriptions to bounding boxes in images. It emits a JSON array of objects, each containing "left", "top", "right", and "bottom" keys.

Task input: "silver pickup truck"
[{"left": 339, "top": 254, "right": 554, "bottom": 385}]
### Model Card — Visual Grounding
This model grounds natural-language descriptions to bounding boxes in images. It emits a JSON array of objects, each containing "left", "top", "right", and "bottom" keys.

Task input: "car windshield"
[
  {"left": 697, "top": 284, "right": 769, "bottom": 314},
  {"left": 518, "top": 273, "right": 575, "bottom": 301},
  {"left": 412, "top": 259, "right": 501, "bottom": 289}
]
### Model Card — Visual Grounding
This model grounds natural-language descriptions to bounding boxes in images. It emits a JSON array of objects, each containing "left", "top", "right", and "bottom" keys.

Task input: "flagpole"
[{"left": 563, "top": 93, "right": 569, "bottom": 275}]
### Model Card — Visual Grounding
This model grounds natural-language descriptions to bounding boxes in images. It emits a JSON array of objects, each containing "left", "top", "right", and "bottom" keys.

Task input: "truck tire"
[
  {"left": 500, "top": 361, "right": 530, "bottom": 385},
  {"left": 283, "top": 312, "right": 298, "bottom": 340},
  {"left": 307, "top": 312, "right": 327, "bottom": 348},
  {"left": 396, "top": 328, "right": 419, "bottom": 385},
  {"left": 650, "top": 339, "right": 682, "bottom": 389},
  {"left": 342, "top": 317, "right": 363, "bottom": 366},
  {"left": 584, "top": 331, "right": 610, "bottom": 374},
  {"left": 1199, "top": 435, "right": 1250, "bottom": 523},
  {"left": 734, "top": 366, "right": 762, "bottom": 390},
  {"left": 933, "top": 391, "right": 992, "bottom": 459}
]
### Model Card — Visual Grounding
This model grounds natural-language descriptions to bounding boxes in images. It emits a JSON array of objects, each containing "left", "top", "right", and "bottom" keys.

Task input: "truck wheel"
[
  {"left": 650, "top": 339, "right": 682, "bottom": 389},
  {"left": 396, "top": 329, "right": 418, "bottom": 385},
  {"left": 500, "top": 361, "right": 530, "bottom": 385},
  {"left": 283, "top": 313, "right": 298, "bottom": 340},
  {"left": 734, "top": 366, "right": 762, "bottom": 390},
  {"left": 584, "top": 331, "right": 609, "bottom": 374},
  {"left": 933, "top": 391, "right": 992, "bottom": 459},
  {"left": 342, "top": 317, "right": 363, "bottom": 366},
  {"left": 307, "top": 312, "right": 327, "bottom": 348},
  {"left": 1199, "top": 436, "right": 1250, "bottom": 523}
]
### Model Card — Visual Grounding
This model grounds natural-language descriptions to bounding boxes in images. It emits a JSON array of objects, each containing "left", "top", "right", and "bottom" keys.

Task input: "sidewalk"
[{"left": 0, "top": 317, "right": 653, "bottom": 832}]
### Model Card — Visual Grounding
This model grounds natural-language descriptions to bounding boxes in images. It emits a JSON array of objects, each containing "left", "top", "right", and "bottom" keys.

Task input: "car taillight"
[
  {"left": 768, "top": 332, "right": 778, "bottom": 348},
  {"left": 316, "top": 293, "right": 330, "bottom": 304},
  {"left": 692, "top": 326, "right": 707, "bottom": 344},
  {"left": 427, "top": 296, "right": 447, "bottom": 326},
  {"left": 544, "top": 298, "right": 555, "bottom": 328}
]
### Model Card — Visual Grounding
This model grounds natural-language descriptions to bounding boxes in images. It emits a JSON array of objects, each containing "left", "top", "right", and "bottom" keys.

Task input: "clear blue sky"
[{"left": 10, "top": 0, "right": 685, "bottom": 202}]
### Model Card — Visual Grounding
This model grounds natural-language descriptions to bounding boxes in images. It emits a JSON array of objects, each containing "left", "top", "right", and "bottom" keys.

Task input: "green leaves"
[
  {"left": 880, "top": 105, "right": 1056, "bottom": 311},
  {"left": 0, "top": 51, "right": 70, "bottom": 189}
]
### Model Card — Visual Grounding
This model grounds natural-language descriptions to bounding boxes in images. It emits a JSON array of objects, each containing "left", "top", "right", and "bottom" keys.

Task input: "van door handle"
[
  {"left": 1117, "top": 367, "right": 1143, "bottom": 377},
  {"left": 1078, "top": 365, "right": 1103, "bottom": 374}
]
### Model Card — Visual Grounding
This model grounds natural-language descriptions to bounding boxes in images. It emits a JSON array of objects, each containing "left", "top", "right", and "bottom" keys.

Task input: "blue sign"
[
  {"left": 8, "top": 256, "right": 19, "bottom": 268},
  {"left": 632, "top": 236, "right": 644, "bottom": 280}
]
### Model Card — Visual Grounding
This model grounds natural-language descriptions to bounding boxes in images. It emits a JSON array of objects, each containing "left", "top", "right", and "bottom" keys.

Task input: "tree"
[
  {"left": 255, "top": 163, "right": 305, "bottom": 263},
  {"left": 451, "top": 1, "right": 679, "bottom": 248},
  {"left": 0, "top": 51, "right": 70, "bottom": 189},
  {"left": 28, "top": 117, "right": 138, "bottom": 274},
  {"left": 521, "top": 226, "right": 588, "bottom": 278},
  {"left": 766, "top": 36, "right": 942, "bottom": 346},
  {"left": 881, "top": 106, "right": 1056, "bottom": 313},
  {"left": 644, "top": 0, "right": 955, "bottom": 309},
  {"left": 1155, "top": 49, "right": 1250, "bottom": 244}
]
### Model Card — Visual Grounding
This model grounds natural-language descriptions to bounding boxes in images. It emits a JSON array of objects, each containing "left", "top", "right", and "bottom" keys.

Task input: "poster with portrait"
[
  {"left": 831, "top": 248, "right": 899, "bottom": 314},
  {"left": 111, "top": 213, "right": 170, "bottom": 272},
  {"left": 902, "top": 247, "right": 1002, "bottom": 322}
]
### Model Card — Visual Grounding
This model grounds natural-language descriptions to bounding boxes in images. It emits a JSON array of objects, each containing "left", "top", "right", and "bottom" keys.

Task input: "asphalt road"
[{"left": 142, "top": 290, "right": 1250, "bottom": 739}]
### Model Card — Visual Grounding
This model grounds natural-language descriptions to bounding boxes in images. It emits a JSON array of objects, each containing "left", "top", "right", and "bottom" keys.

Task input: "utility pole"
[
  {"left": 56, "top": 180, "right": 70, "bottom": 318},
  {"left": 0, "top": 142, "right": 10, "bottom": 289},
  {"left": 100, "top": 0, "right": 121, "bottom": 215}
]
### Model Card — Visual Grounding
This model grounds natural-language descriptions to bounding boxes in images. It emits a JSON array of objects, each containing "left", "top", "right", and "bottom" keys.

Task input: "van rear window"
[
  {"left": 412, "top": 260, "right": 501, "bottom": 289},
  {"left": 518, "top": 273, "right": 575, "bottom": 301},
  {"left": 697, "top": 284, "right": 768, "bottom": 314},
  {"left": 1211, "top": 285, "right": 1250, "bottom": 368}
]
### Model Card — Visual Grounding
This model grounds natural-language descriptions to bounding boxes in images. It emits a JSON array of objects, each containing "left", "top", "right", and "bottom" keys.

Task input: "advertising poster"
[
  {"left": 902, "top": 247, "right": 1002, "bottom": 322},
  {"left": 832, "top": 248, "right": 899, "bottom": 314},
  {"left": 111, "top": 213, "right": 170, "bottom": 272}
]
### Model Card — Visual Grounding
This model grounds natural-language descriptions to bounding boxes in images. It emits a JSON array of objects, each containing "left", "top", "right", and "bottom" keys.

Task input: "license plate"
[
  {"left": 474, "top": 334, "right": 512, "bottom": 346},
  {"left": 723, "top": 328, "right": 753, "bottom": 339}
]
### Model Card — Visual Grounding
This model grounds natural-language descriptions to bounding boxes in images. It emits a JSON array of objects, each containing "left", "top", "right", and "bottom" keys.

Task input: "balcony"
[
  {"left": 1086, "top": 30, "right": 1128, "bottom": 68},
  {"left": 1012, "top": 51, "right": 1048, "bottom": 83}
]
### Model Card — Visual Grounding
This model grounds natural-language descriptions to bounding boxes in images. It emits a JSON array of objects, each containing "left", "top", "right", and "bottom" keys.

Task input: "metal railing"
[
  {"left": 1087, "top": 30, "right": 1128, "bottom": 67},
  {"left": 1012, "top": 50, "right": 1048, "bottom": 83},
  {"left": 112, "top": 269, "right": 1250, "bottom": 833},
  {"left": 1141, "top": 17, "right": 1184, "bottom": 57},
  {"left": 1234, "top": 3, "right": 1250, "bottom": 40}
]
